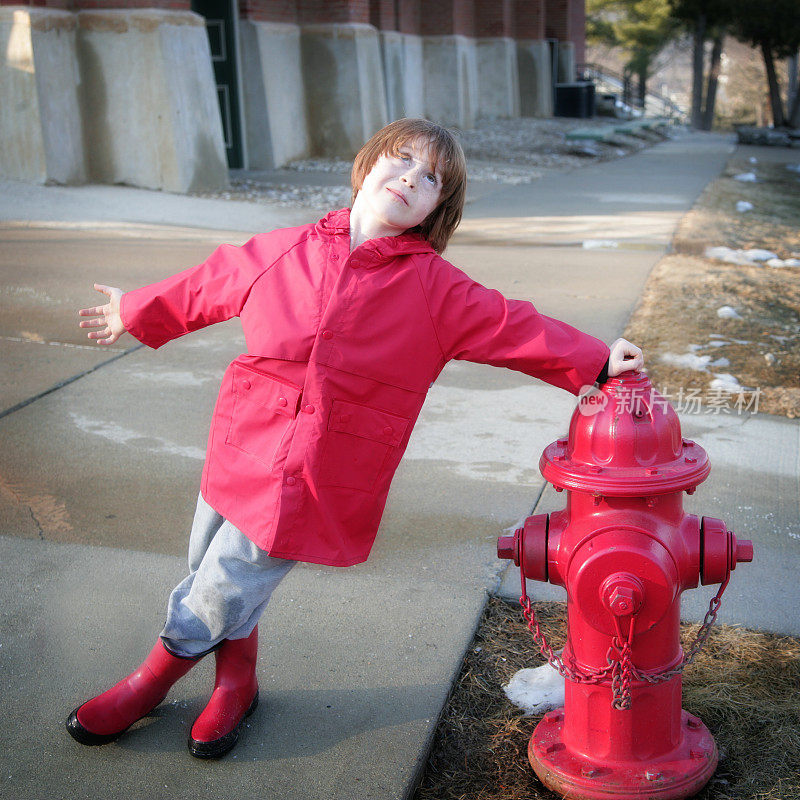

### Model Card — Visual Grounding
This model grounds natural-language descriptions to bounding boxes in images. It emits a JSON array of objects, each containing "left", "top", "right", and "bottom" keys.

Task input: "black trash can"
[{"left": 554, "top": 82, "right": 596, "bottom": 118}]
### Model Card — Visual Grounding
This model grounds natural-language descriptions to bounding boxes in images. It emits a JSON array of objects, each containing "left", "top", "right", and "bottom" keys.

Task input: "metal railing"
[{"left": 577, "top": 62, "right": 686, "bottom": 120}]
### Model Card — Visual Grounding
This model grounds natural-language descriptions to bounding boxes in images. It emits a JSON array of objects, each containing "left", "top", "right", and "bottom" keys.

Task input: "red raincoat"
[{"left": 120, "top": 209, "right": 609, "bottom": 566}]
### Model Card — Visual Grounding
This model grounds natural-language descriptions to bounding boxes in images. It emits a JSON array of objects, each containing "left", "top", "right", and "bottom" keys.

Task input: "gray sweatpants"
[{"left": 160, "top": 493, "right": 296, "bottom": 658}]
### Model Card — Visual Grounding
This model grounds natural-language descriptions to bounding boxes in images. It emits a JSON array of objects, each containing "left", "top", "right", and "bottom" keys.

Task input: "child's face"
[{"left": 357, "top": 137, "right": 443, "bottom": 236}]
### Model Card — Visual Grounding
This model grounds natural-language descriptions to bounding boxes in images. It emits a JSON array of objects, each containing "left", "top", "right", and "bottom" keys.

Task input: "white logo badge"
[{"left": 577, "top": 385, "right": 608, "bottom": 416}]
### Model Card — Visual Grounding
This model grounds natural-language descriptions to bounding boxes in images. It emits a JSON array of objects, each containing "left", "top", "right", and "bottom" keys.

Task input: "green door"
[{"left": 192, "top": 0, "right": 243, "bottom": 168}]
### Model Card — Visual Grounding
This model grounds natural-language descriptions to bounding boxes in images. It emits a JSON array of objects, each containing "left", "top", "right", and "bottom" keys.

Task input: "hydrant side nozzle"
[
  {"left": 700, "top": 517, "right": 754, "bottom": 584},
  {"left": 731, "top": 533, "right": 754, "bottom": 569},
  {"left": 497, "top": 530, "right": 521, "bottom": 565}
]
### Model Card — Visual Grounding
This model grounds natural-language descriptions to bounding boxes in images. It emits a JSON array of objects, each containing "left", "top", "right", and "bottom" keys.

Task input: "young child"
[{"left": 68, "top": 118, "right": 643, "bottom": 759}]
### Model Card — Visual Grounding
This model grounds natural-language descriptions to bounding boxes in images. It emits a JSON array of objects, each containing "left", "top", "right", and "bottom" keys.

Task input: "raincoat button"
[
  {"left": 242, "top": 379, "right": 251, "bottom": 390},
  {"left": 286, "top": 476, "right": 296, "bottom": 486},
  {"left": 383, "top": 426, "right": 393, "bottom": 436},
  {"left": 331, "top": 253, "right": 339, "bottom": 261},
  {"left": 277, "top": 397, "right": 287, "bottom": 407},
  {"left": 304, "top": 404, "right": 315, "bottom": 414},
  {"left": 322, "top": 330, "right": 333, "bottom": 340}
]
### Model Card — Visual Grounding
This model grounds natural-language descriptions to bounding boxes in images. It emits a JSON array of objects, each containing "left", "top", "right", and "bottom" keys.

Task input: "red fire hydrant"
[{"left": 498, "top": 372, "right": 752, "bottom": 800}]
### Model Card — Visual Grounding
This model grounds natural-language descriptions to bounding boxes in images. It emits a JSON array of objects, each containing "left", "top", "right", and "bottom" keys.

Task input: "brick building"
[{"left": 0, "top": 0, "right": 585, "bottom": 191}]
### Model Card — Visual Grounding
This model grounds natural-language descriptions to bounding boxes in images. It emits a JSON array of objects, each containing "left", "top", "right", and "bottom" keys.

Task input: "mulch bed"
[{"left": 412, "top": 597, "right": 800, "bottom": 800}]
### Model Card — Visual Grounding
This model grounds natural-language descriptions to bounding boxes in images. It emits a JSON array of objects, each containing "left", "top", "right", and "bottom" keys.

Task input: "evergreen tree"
[{"left": 588, "top": 0, "right": 678, "bottom": 107}]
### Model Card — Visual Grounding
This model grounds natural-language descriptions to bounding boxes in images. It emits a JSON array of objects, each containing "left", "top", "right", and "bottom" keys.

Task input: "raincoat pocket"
[
  {"left": 225, "top": 363, "right": 301, "bottom": 468},
  {"left": 319, "top": 399, "right": 410, "bottom": 492}
]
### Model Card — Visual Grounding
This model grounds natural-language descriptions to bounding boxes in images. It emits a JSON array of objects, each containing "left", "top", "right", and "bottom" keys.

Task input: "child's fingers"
[
  {"left": 87, "top": 328, "right": 111, "bottom": 339},
  {"left": 79, "top": 315, "right": 106, "bottom": 327},
  {"left": 78, "top": 305, "right": 106, "bottom": 316},
  {"left": 94, "top": 283, "right": 114, "bottom": 297}
]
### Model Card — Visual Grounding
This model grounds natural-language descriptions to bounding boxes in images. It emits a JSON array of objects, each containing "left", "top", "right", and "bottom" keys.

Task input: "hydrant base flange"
[{"left": 528, "top": 708, "right": 718, "bottom": 800}]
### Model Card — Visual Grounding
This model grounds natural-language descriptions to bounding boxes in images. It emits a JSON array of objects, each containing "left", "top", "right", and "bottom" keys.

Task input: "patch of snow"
[
  {"left": 708, "top": 340, "right": 729, "bottom": 347},
  {"left": 661, "top": 352, "right": 712, "bottom": 370},
  {"left": 705, "top": 246, "right": 778, "bottom": 265},
  {"left": 735, "top": 201, "right": 754, "bottom": 213},
  {"left": 766, "top": 257, "right": 800, "bottom": 268},
  {"left": 786, "top": 163, "right": 800, "bottom": 173},
  {"left": 582, "top": 239, "right": 619, "bottom": 249},
  {"left": 503, "top": 663, "right": 565, "bottom": 715},
  {"left": 717, "top": 306, "right": 742, "bottom": 319},
  {"left": 711, "top": 357, "right": 730, "bottom": 368},
  {"left": 710, "top": 374, "right": 744, "bottom": 393},
  {"left": 764, "top": 353, "right": 776, "bottom": 366},
  {"left": 733, "top": 172, "right": 757, "bottom": 182},
  {"left": 749, "top": 157, "right": 758, "bottom": 164}
]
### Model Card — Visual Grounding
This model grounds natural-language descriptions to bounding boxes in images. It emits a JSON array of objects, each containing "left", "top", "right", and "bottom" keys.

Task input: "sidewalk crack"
[{"left": 0, "top": 343, "right": 143, "bottom": 421}]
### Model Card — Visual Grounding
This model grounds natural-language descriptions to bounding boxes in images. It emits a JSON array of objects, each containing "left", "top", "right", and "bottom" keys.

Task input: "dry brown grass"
[
  {"left": 624, "top": 154, "right": 800, "bottom": 419},
  {"left": 412, "top": 597, "right": 800, "bottom": 800}
]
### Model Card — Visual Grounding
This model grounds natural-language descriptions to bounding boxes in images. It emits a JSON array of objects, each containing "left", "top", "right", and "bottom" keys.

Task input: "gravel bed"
[{"left": 194, "top": 116, "right": 672, "bottom": 208}]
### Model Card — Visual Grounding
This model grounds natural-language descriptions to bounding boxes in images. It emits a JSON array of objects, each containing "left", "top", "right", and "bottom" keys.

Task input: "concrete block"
[
  {"left": 380, "top": 30, "right": 424, "bottom": 121},
  {"left": 240, "top": 20, "right": 310, "bottom": 169},
  {"left": 422, "top": 34, "right": 478, "bottom": 129},
  {"left": 300, "top": 23, "right": 388, "bottom": 158},
  {"left": 476, "top": 37, "right": 519, "bottom": 119},
  {"left": 558, "top": 40, "right": 575, "bottom": 83},
  {"left": 517, "top": 39, "right": 552, "bottom": 118},
  {"left": 1, "top": 8, "right": 47, "bottom": 182},
  {"left": 0, "top": 8, "right": 84, "bottom": 184},
  {"left": 76, "top": 9, "right": 228, "bottom": 193}
]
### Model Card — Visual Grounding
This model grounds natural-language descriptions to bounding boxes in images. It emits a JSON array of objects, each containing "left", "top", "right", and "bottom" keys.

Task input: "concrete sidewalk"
[{"left": 1, "top": 130, "right": 795, "bottom": 800}]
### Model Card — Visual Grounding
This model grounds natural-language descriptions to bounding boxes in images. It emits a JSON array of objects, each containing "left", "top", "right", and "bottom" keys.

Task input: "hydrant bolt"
[{"left": 601, "top": 573, "right": 644, "bottom": 618}]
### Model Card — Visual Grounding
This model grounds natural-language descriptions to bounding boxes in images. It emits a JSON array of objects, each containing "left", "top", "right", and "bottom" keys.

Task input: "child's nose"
[{"left": 401, "top": 169, "right": 418, "bottom": 188}]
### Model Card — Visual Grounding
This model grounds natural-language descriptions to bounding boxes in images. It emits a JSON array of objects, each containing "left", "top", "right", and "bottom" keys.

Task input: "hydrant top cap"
[{"left": 541, "top": 372, "right": 711, "bottom": 496}]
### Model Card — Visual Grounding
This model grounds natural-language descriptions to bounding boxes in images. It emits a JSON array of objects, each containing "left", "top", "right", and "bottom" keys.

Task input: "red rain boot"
[
  {"left": 66, "top": 639, "right": 200, "bottom": 745},
  {"left": 188, "top": 627, "right": 259, "bottom": 759}
]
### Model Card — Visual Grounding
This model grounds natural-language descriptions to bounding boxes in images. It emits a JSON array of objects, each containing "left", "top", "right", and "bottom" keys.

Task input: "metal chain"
[
  {"left": 518, "top": 572, "right": 730, "bottom": 707},
  {"left": 609, "top": 615, "right": 637, "bottom": 710}
]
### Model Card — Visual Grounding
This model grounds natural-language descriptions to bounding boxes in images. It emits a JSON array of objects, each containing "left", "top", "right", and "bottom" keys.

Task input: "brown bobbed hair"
[{"left": 350, "top": 118, "right": 467, "bottom": 254}]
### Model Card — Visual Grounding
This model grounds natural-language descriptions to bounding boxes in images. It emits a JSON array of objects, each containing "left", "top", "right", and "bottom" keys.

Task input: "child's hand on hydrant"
[
  {"left": 607, "top": 338, "right": 644, "bottom": 376},
  {"left": 78, "top": 284, "right": 127, "bottom": 345}
]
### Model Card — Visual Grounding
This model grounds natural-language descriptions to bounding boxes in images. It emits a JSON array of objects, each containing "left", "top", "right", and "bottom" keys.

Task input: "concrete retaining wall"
[
  {"left": 423, "top": 34, "right": 478, "bottom": 128},
  {"left": 557, "top": 40, "right": 575, "bottom": 83},
  {"left": 517, "top": 39, "right": 552, "bottom": 117},
  {"left": 77, "top": 9, "right": 227, "bottom": 192},
  {"left": 1, "top": 7, "right": 84, "bottom": 184},
  {"left": 476, "top": 36, "right": 519, "bottom": 119},
  {"left": 380, "top": 30, "right": 424, "bottom": 121},
  {"left": 2, "top": 4, "right": 566, "bottom": 191},
  {"left": 240, "top": 20, "right": 310, "bottom": 169},
  {"left": 301, "top": 23, "right": 388, "bottom": 158}
]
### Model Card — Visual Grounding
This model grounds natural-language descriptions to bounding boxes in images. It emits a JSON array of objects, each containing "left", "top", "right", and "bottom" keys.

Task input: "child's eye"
[
  {"left": 397, "top": 152, "right": 411, "bottom": 162},
  {"left": 425, "top": 173, "right": 437, "bottom": 185}
]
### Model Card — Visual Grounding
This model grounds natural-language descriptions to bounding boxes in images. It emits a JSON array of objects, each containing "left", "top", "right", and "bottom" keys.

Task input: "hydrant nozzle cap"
[
  {"left": 734, "top": 536, "right": 753, "bottom": 565},
  {"left": 497, "top": 532, "right": 519, "bottom": 564}
]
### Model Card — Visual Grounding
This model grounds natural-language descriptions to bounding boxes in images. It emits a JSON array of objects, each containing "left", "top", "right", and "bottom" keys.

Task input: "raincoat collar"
[{"left": 317, "top": 208, "right": 436, "bottom": 268}]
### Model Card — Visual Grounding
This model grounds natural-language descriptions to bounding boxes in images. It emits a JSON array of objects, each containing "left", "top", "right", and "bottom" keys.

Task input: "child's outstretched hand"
[
  {"left": 607, "top": 337, "right": 644, "bottom": 377},
  {"left": 78, "top": 284, "right": 127, "bottom": 345}
]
